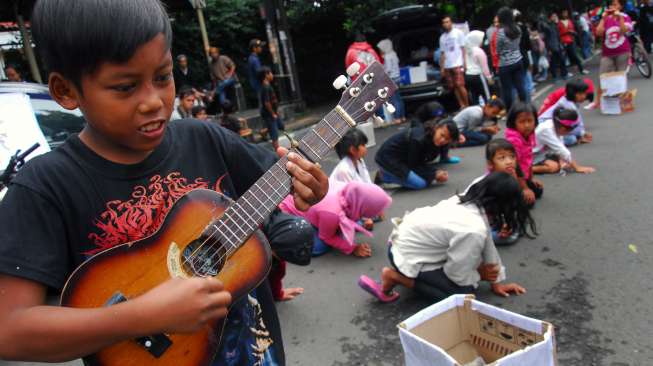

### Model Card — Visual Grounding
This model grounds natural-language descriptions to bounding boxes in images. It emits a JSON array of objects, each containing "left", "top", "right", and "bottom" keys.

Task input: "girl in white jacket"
[
  {"left": 358, "top": 172, "right": 535, "bottom": 302},
  {"left": 465, "top": 30, "right": 494, "bottom": 105}
]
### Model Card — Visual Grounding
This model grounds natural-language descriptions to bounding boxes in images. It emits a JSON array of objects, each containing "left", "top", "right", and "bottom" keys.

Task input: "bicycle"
[{"left": 628, "top": 29, "right": 652, "bottom": 79}]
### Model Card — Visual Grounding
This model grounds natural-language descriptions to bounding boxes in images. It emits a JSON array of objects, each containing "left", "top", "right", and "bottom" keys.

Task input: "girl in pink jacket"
[
  {"left": 279, "top": 181, "right": 392, "bottom": 258},
  {"left": 504, "top": 102, "right": 543, "bottom": 206}
]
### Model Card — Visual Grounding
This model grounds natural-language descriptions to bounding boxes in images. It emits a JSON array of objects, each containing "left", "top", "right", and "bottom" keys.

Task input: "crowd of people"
[{"left": 0, "top": 0, "right": 647, "bottom": 365}]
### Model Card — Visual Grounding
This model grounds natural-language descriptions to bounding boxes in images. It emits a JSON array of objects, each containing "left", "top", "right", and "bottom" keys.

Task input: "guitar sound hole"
[{"left": 182, "top": 238, "right": 227, "bottom": 277}]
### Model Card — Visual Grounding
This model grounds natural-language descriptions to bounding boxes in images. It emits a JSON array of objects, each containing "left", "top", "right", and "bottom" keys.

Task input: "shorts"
[
  {"left": 443, "top": 67, "right": 465, "bottom": 90},
  {"left": 263, "top": 115, "right": 285, "bottom": 141},
  {"left": 599, "top": 53, "right": 630, "bottom": 74}
]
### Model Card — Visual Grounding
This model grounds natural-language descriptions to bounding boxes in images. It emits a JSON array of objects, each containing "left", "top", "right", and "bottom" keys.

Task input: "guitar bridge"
[{"left": 105, "top": 292, "right": 173, "bottom": 358}]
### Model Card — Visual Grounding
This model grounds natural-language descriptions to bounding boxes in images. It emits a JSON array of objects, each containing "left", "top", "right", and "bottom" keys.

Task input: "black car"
[
  {"left": 0, "top": 82, "right": 86, "bottom": 149},
  {"left": 372, "top": 5, "right": 457, "bottom": 113}
]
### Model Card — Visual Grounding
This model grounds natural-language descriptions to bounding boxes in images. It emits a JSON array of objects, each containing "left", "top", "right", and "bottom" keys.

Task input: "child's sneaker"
[{"left": 440, "top": 156, "right": 461, "bottom": 164}]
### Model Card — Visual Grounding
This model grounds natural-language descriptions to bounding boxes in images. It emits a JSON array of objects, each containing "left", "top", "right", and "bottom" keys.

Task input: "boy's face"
[
  {"left": 442, "top": 18, "right": 453, "bottom": 32},
  {"left": 51, "top": 34, "right": 174, "bottom": 163},
  {"left": 180, "top": 95, "right": 195, "bottom": 111},
  {"left": 484, "top": 106, "right": 501, "bottom": 119},
  {"left": 489, "top": 148, "right": 517, "bottom": 176},
  {"left": 266, "top": 72, "right": 274, "bottom": 82},
  {"left": 575, "top": 91, "right": 587, "bottom": 103},
  {"left": 195, "top": 110, "right": 208, "bottom": 120},
  {"left": 433, "top": 126, "right": 452, "bottom": 147},
  {"left": 6, "top": 67, "right": 21, "bottom": 82}
]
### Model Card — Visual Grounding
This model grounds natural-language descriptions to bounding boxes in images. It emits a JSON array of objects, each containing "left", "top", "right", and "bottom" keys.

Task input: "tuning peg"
[
  {"left": 346, "top": 62, "right": 361, "bottom": 77},
  {"left": 385, "top": 102, "right": 396, "bottom": 115},
  {"left": 332, "top": 75, "right": 348, "bottom": 90},
  {"left": 363, "top": 72, "right": 375, "bottom": 84},
  {"left": 373, "top": 115, "right": 385, "bottom": 126}
]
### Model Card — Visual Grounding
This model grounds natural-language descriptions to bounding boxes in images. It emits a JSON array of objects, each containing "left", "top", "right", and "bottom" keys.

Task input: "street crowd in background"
[{"left": 0, "top": 0, "right": 650, "bottom": 365}]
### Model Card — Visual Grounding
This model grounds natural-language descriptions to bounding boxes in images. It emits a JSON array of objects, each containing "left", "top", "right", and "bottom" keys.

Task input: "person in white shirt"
[
  {"left": 377, "top": 39, "right": 405, "bottom": 123},
  {"left": 440, "top": 16, "right": 469, "bottom": 109},
  {"left": 358, "top": 172, "right": 534, "bottom": 303},
  {"left": 533, "top": 108, "right": 596, "bottom": 175},
  {"left": 330, "top": 129, "right": 375, "bottom": 229}
]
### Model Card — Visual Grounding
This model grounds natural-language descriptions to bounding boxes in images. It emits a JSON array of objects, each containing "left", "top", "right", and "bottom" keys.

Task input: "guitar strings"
[{"left": 185, "top": 72, "right": 393, "bottom": 275}]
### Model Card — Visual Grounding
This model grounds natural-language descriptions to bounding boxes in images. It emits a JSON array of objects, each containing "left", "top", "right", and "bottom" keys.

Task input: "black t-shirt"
[
  {"left": 259, "top": 83, "right": 278, "bottom": 118},
  {"left": 374, "top": 125, "right": 445, "bottom": 180},
  {"left": 0, "top": 119, "right": 285, "bottom": 366}
]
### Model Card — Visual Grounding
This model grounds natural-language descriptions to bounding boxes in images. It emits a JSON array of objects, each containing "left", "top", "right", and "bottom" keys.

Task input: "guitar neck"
[{"left": 209, "top": 107, "right": 356, "bottom": 255}]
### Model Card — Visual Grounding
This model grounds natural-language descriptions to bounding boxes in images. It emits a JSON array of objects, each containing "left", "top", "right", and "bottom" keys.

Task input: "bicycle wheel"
[{"left": 634, "top": 45, "right": 652, "bottom": 79}]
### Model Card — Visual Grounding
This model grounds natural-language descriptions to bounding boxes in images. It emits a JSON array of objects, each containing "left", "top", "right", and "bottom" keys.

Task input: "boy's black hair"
[
  {"left": 178, "top": 87, "right": 194, "bottom": 99},
  {"left": 221, "top": 100, "right": 235, "bottom": 114},
  {"left": 459, "top": 172, "right": 537, "bottom": 238},
  {"left": 424, "top": 118, "right": 460, "bottom": 143},
  {"left": 506, "top": 101, "right": 538, "bottom": 129},
  {"left": 485, "top": 138, "right": 516, "bottom": 161},
  {"left": 191, "top": 105, "right": 206, "bottom": 118},
  {"left": 32, "top": 0, "right": 172, "bottom": 90},
  {"left": 415, "top": 101, "right": 446, "bottom": 123},
  {"left": 3, "top": 63, "right": 18, "bottom": 72},
  {"left": 257, "top": 66, "right": 273, "bottom": 83},
  {"left": 335, "top": 129, "right": 368, "bottom": 159},
  {"left": 565, "top": 79, "right": 590, "bottom": 101},
  {"left": 553, "top": 107, "right": 579, "bottom": 129},
  {"left": 485, "top": 97, "right": 506, "bottom": 111}
]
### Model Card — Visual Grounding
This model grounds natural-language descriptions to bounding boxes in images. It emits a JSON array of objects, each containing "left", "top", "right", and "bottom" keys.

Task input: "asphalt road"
[{"left": 3, "top": 61, "right": 652, "bottom": 366}]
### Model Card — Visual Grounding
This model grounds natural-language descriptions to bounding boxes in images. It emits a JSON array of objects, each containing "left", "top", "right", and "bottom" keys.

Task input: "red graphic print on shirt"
[{"left": 86, "top": 172, "right": 225, "bottom": 255}]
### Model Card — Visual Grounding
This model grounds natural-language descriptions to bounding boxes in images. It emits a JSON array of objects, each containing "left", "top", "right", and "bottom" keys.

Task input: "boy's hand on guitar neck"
[
  {"left": 134, "top": 277, "right": 231, "bottom": 334},
  {"left": 278, "top": 148, "right": 329, "bottom": 211}
]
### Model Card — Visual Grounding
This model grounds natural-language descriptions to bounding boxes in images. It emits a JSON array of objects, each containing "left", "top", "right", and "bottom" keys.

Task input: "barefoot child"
[
  {"left": 359, "top": 172, "right": 534, "bottom": 302},
  {"left": 374, "top": 119, "right": 459, "bottom": 190},
  {"left": 533, "top": 108, "right": 596, "bottom": 174},
  {"left": 505, "top": 102, "right": 544, "bottom": 204},
  {"left": 453, "top": 97, "right": 505, "bottom": 147},
  {"left": 538, "top": 79, "right": 593, "bottom": 146},
  {"left": 279, "top": 182, "right": 392, "bottom": 257},
  {"left": 0, "top": 1, "right": 328, "bottom": 363}
]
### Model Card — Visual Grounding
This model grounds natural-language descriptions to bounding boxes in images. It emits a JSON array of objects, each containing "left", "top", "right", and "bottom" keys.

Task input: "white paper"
[
  {"left": 399, "top": 328, "right": 458, "bottom": 366},
  {"left": 600, "top": 96, "right": 622, "bottom": 115},
  {"left": 0, "top": 93, "right": 51, "bottom": 168},
  {"left": 600, "top": 72, "right": 627, "bottom": 96}
]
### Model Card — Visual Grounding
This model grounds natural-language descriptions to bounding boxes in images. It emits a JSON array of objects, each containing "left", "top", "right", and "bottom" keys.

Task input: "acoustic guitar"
[{"left": 60, "top": 61, "right": 397, "bottom": 365}]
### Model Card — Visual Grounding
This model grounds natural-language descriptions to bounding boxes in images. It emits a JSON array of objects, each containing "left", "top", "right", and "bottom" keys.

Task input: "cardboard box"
[
  {"left": 600, "top": 89, "right": 637, "bottom": 115},
  {"left": 398, "top": 295, "right": 557, "bottom": 366},
  {"left": 600, "top": 71, "right": 627, "bottom": 96},
  {"left": 400, "top": 65, "right": 428, "bottom": 85}
]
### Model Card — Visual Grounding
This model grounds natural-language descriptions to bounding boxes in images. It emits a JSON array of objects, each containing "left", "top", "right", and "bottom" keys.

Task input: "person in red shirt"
[
  {"left": 538, "top": 78, "right": 594, "bottom": 115},
  {"left": 345, "top": 34, "right": 382, "bottom": 76},
  {"left": 559, "top": 9, "right": 589, "bottom": 75}
]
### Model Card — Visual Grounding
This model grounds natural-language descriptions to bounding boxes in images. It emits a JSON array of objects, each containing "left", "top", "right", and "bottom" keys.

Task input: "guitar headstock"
[{"left": 335, "top": 62, "right": 398, "bottom": 124}]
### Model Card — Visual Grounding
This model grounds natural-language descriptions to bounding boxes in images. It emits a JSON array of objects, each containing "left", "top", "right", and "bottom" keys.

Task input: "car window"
[{"left": 28, "top": 94, "right": 86, "bottom": 145}]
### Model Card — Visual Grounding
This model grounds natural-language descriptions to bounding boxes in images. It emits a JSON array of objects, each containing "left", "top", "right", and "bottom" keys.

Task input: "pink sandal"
[{"left": 358, "top": 275, "right": 400, "bottom": 303}]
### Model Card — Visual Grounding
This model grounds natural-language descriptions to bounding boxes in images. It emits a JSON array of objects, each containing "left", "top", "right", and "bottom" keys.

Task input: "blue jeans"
[
  {"left": 390, "top": 77, "right": 405, "bottom": 120},
  {"left": 215, "top": 77, "right": 236, "bottom": 105},
  {"left": 381, "top": 169, "right": 429, "bottom": 190},
  {"left": 262, "top": 115, "right": 285, "bottom": 141},
  {"left": 581, "top": 31, "right": 592, "bottom": 59},
  {"left": 312, "top": 229, "right": 331, "bottom": 257},
  {"left": 460, "top": 130, "right": 492, "bottom": 147},
  {"left": 499, "top": 62, "right": 528, "bottom": 110}
]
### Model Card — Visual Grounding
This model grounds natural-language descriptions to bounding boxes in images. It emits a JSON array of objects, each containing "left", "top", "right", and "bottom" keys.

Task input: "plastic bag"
[{"left": 538, "top": 55, "right": 549, "bottom": 70}]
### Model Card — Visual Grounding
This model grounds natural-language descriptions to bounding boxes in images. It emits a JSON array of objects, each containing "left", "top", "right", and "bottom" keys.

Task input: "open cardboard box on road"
[
  {"left": 599, "top": 71, "right": 636, "bottom": 115},
  {"left": 398, "top": 295, "right": 557, "bottom": 366}
]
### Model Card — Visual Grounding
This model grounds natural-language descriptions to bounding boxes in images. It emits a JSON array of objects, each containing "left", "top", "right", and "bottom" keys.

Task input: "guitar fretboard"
[{"left": 205, "top": 108, "right": 354, "bottom": 257}]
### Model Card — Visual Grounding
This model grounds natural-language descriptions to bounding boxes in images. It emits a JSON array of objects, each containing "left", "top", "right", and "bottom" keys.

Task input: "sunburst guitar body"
[{"left": 61, "top": 189, "right": 271, "bottom": 365}]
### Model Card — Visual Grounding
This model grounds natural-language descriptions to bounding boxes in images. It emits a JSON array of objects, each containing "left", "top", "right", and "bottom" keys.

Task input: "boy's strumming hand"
[
  {"left": 135, "top": 277, "right": 231, "bottom": 334},
  {"left": 478, "top": 263, "right": 501, "bottom": 282},
  {"left": 279, "top": 149, "right": 329, "bottom": 211},
  {"left": 491, "top": 282, "right": 527, "bottom": 297}
]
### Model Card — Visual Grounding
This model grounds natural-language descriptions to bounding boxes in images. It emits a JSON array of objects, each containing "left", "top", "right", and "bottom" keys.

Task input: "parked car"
[
  {"left": 372, "top": 5, "right": 458, "bottom": 113},
  {"left": 0, "top": 82, "right": 86, "bottom": 150},
  {"left": 0, "top": 82, "right": 85, "bottom": 200}
]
